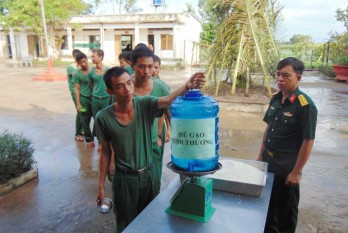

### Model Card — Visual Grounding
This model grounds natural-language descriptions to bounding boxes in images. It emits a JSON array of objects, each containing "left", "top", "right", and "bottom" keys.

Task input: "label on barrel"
[{"left": 171, "top": 118, "right": 215, "bottom": 159}]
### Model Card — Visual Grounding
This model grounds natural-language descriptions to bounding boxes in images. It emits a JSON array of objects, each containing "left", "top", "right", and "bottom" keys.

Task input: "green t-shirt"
[
  {"left": 135, "top": 79, "right": 170, "bottom": 142},
  {"left": 125, "top": 65, "right": 134, "bottom": 76},
  {"left": 67, "top": 64, "right": 77, "bottom": 94},
  {"left": 95, "top": 96, "right": 162, "bottom": 169},
  {"left": 89, "top": 67, "right": 109, "bottom": 98},
  {"left": 73, "top": 69, "right": 92, "bottom": 97},
  {"left": 154, "top": 75, "right": 170, "bottom": 93}
]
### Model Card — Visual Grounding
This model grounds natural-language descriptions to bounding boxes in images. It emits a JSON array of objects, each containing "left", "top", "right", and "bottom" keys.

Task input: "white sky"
[
  {"left": 278, "top": 0, "right": 347, "bottom": 42},
  {"left": 97, "top": 0, "right": 347, "bottom": 42}
]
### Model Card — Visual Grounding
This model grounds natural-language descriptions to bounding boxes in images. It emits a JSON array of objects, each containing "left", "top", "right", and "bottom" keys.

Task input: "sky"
[{"left": 97, "top": 0, "right": 347, "bottom": 43}]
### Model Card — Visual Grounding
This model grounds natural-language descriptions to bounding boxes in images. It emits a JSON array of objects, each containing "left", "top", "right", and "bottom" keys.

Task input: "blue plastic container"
[{"left": 170, "top": 89, "right": 219, "bottom": 172}]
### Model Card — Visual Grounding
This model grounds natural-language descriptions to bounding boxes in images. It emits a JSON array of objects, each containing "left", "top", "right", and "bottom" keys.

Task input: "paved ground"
[{"left": 0, "top": 63, "right": 347, "bottom": 233}]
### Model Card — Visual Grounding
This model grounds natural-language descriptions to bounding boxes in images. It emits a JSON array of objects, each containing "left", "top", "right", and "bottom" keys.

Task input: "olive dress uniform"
[
  {"left": 67, "top": 65, "right": 83, "bottom": 137},
  {"left": 95, "top": 96, "right": 162, "bottom": 232},
  {"left": 73, "top": 69, "right": 94, "bottom": 143},
  {"left": 262, "top": 87, "right": 317, "bottom": 233}
]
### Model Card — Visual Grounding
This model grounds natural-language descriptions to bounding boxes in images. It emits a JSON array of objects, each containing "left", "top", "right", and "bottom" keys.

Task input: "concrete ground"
[{"left": 0, "top": 63, "right": 347, "bottom": 233}]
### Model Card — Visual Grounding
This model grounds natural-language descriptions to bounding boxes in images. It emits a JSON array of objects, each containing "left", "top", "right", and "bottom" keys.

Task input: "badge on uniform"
[
  {"left": 289, "top": 94, "right": 296, "bottom": 104},
  {"left": 283, "top": 112, "right": 293, "bottom": 117},
  {"left": 298, "top": 94, "right": 309, "bottom": 106}
]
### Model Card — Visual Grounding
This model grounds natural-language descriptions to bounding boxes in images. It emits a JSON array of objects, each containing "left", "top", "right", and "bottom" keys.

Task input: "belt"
[
  {"left": 93, "top": 95, "right": 109, "bottom": 100},
  {"left": 115, "top": 163, "right": 154, "bottom": 176}
]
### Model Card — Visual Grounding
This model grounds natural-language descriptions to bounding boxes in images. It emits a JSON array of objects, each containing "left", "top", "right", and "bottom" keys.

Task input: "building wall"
[
  {"left": 0, "top": 33, "right": 7, "bottom": 58},
  {"left": 1, "top": 13, "right": 202, "bottom": 65}
]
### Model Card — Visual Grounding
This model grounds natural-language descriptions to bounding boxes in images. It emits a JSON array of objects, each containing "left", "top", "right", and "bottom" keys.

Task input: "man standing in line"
[
  {"left": 89, "top": 49, "right": 110, "bottom": 150},
  {"left": 67, "top": 49, "right": 84, "bottom": 142},
  {"left": 257, "top": 57, "right": 318, "bottom": 233},
  {"left": 95, "top": 67, "right": 205, "bottom": 232},
  {"left": 73, "top": 52, "right": 95, "bottom": 147},
  {"left": 130, "top": 47, "right": 170, "bottom": 193}
]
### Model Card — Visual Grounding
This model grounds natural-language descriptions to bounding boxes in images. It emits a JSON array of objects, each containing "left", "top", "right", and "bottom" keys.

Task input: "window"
[
  {"left": 89, "top": 35, "right": 100, "bottom": 44},
  {"left": 161, "top": 34, "right": 173, "bottom": 50}
]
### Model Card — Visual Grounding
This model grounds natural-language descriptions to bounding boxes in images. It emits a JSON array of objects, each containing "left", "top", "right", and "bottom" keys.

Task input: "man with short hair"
[
  {"left": 73, "top": 52, "right": 95, "bottom": 146},
  {"left": 89, "top": 49, "right": 110, "bottom": 149},
  {"left": 67, "top": 49, "right": 84, "bottom": 142},
  {"left": 257, "top": 57, "right": 318, "bottom": 233},
  {"left": 131, "top": 47, "right": 171, "bottom": 193},
  {"left": 96, "top": 67, "right": 205, "bottom": 232}
]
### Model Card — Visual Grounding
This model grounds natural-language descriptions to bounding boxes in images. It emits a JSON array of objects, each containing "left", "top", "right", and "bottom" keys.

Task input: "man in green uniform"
[
  {"left": 118, "top": 51, "right": 134, "bottom": 76},
  {"left": 153, "top": 54, "right": 171, "bottom": 148},
  {"left": 73, "top": 52, "right": 95, "bottom": 147},
  {"left": 257, "top": 57, "right": 317, "bottom": 233},
  {"left": 95, "top": 67, "right": 205, "bottom": 232},
  {"left": 131, "top": 47, "right": 170, "bottom": 193},
  {"left": 67, "top": 49, "right": 84, "bottom": 142},
  {"left": 89, "top": 49, "right": 110, "bottom": 149}
]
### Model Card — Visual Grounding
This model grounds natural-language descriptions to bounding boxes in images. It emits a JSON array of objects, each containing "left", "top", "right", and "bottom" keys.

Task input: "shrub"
[
  {"left": 318, "top": 64, "right": 336, "bottom": 77},
  {"left": 0, "top": 131, "right": 36, "bottom": 184}
]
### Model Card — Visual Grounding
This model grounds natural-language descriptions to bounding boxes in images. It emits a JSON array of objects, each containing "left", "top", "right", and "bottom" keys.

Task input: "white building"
[{"left": 0, "top": 13, "right": 202, "bottom": 66}]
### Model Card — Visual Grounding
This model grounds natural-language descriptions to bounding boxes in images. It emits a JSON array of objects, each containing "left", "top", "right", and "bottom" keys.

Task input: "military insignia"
[
  {"left": 283, "top": 112, "right": 293, "bottom": 117},
  {"left": 298, "top": 94, "right": 309, "bottom": 106},
  {"left": 289, "top": 94, "right": 296, "bottom": 104}
]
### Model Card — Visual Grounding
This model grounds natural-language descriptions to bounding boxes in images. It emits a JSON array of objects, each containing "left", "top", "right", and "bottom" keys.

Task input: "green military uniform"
[
  {"left": 73, "top": 69, "right": 94, "bottom": 143},
  {"left": 136, "top": 79, "right": 170, "bottom": 193},
  {"left": 95, "top": 96, "right": 162, "bottom": 232},
  {"left": 262, "top": 87, "right": 317, "bottom": 233},
  {"left": 155, "top": 75, "right": 170, "bottom": 92},
  {"left": 67, "top": 64, "right": 83, "bottom": 137},
  {"left": 89, "top": 67, "right": 111, "bottom": 141}
]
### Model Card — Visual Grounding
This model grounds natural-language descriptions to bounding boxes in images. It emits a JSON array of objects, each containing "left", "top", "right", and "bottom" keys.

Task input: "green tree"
[
  {"left": 0, "top": 0, "right": 10, "bottom": 15},
  {"left": 336, "top": 5, "right": 348, "bottom": 30},
  {"left": 206, "top": 0, "right": 281, "bottom": 96},
  {"left": 283, "top": 34, "right": 314, "bottom": 62},
  {"left": 289, "top": 34, "right": 312, "bottom": 44},
  {"left": 198, "top": 0, "right": 232, "bottom": 44},
  {"left": 1, "top": 0, "right": 87, "bottom": 57},
  {"left": 123, "top": 0, "right": 142, "bottom": 13}
]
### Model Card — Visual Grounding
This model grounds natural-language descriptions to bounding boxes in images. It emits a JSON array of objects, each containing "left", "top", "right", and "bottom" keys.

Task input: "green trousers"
[
  {"left": 112, "top": 165, "right": 157, "bottom": 232},
  {"left": 153, "top": 124, "right": 167, "bottom": 193},
  {"left": 79, "top": 96, "right": 94, "bottom": 142},
  {"left": 71, "top": 94, "right": 83, "bottom": 136}
]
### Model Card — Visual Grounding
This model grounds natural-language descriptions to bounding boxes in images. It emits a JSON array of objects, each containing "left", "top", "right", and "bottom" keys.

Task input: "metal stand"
[{"left": 165, "top": 162, "right": 222, "bottom": 222}]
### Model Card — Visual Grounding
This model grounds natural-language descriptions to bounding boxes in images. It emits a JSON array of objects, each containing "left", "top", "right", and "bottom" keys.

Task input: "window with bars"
[{"left": 160, "top": 34, "right": 173, "bottom": 50}]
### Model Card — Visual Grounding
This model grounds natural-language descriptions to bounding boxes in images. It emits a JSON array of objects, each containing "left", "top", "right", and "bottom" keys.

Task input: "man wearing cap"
[{"left": 257, "top": 57, "right": 318, "bottom": 233}]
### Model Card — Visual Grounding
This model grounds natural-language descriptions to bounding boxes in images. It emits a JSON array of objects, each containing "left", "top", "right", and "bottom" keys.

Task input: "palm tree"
[{"left": 206, "top": 0, "right": 280, "bottom": 96}]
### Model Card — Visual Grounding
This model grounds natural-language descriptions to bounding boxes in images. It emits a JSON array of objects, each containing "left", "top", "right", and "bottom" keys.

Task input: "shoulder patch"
[{"left": 298, "top": 94, "right": 309, "bottom": 106}]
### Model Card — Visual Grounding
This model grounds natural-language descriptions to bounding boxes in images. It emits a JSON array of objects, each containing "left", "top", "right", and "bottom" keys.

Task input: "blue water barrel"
[{"left": 170, "top": 90, "right": 219, "bottom": 172}]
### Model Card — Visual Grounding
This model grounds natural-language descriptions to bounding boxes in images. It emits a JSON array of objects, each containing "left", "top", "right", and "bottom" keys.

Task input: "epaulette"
[{"left": 298, "top": 94, "right": 309, "bottom": 106}]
